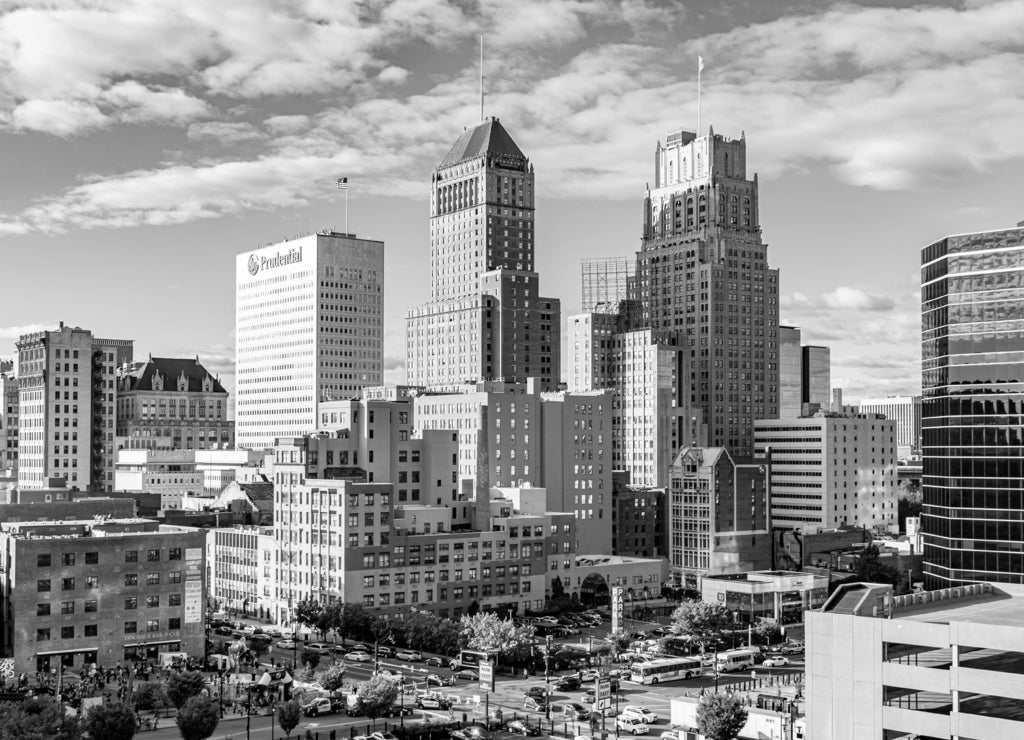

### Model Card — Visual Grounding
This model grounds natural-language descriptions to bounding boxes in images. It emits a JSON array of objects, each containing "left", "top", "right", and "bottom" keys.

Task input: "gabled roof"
[
  {"left": 438, "top": 117, "right": 526, "bottom": 168},
  {"left": 239, "top": 482, "right": 273, "bottom": 513},
  {"left": 121, "top": 357, "right": 227, "bottom": 394}
]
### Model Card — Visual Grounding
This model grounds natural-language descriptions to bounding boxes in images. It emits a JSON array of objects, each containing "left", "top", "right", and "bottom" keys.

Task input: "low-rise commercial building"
[
  {"left": 207, "top": 525, "right": 277, "bottom": 619},
  {"left": 114, "top": 449, "right": 203, "bottom": 509},
  {"left": 0, "top": 518, "right": 206, "bottom": 673},
  {"left": 701, "top": 570, "right": 829, "bottom": 627},
  {"left": 611, "top": 479, "right": 667, "bottom": 559},
  {"left": 807, "top": 581, "right": 1024, "bottom": 740}
]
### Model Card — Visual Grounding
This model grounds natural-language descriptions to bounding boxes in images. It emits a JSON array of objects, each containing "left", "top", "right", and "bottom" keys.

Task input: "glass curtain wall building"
[{"left": 921, "top": 225, "right": 1024, "bottom": 586}]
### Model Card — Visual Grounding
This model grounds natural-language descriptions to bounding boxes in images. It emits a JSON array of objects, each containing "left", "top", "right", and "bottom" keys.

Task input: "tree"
[
  {"left": 0, "top": 698, "right": 81, "bottom": 740},
  {"left": 403, "top": 611, "right": 434, "bottom": 652},
  {"left": 294, "top": 598, "right": 325, "bottom": 634},
  {"left": 466, "top": 600, "right": 481, "bottom": 617},
  {"left": 166, "top": 670, "right": 208, "bottom": 709},
  {"left": 696, "top": 692, "right": 748, "bottom": 740},
  {"left": 459, "top": 612, "right": 535, "bottom": 666},
  {"left": 670, "top": 601, "right": 733, "bottom": 653},
  {"left": 550, "top": 576, "right": 565, "bottom": 599},
  {"left": 338, "top": 602, "right": 370, "bottom": 643},
  {"left": 174, "top": 696, "right": 220, "bottom": 740},
  {"left": 133, "top": 681, "right": 169, "bottom": 711},
  {"left": 355, "top": 675, "right": 400, "bottom": 727},
  {"left": 277, "top": 700, "right": 302, "bottom": 738},
  {"left": 246, "top": 636, "right": 270, "bottom": 663},
  {"left": 83, "top": 701, "right": 136, "bottom": 740},
  {"left": 320, "top": 662, "right": 347, "bottom": 693}
]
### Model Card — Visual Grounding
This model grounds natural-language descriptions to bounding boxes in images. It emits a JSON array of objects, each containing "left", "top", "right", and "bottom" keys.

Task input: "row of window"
[
  {"left": 36, "top": 593, "right": 183, "bottom": 614},
  {"left": 35, "top": 618, "right": 181, "bottom": 642},
  {"left": 37, "top": 571, "right": 181, "bottom": 591},
  {"left": 36, "top": 547, "right": 183, "bottom": 567}
]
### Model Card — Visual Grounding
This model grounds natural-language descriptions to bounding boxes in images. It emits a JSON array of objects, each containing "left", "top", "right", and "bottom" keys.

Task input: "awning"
[{"left": 35, "top": 647, "right": 98, "bottom": 656}]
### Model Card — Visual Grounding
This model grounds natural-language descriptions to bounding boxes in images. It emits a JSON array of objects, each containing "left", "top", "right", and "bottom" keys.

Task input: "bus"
[
  {"left": 453, "top": 649, "right": 498, "bottom": 670},
  {"left": 715, "top": 649, "right": 759, "bottom": 673},
  {"left": 629, "top": 657, "right": 703, "bottom": 685}
]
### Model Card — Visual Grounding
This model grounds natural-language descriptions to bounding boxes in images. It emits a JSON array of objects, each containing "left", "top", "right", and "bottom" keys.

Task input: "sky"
[{"left": 2, "top": 0, "right": 1024, "bottom": 411}]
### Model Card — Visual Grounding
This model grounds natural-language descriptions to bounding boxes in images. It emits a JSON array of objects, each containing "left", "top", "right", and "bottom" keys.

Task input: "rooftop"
[
  {"left": 438, "top": 117, "right": 527, "bottom": 169},
  {"left": 120, "top": 356, "right": 227, "bottom": 394},
  {"left": 575, "top": 554, "right": 662, "bottom": 567},
  {"left": 821, "top": 581, "right": 1024, "bottom": 628}
]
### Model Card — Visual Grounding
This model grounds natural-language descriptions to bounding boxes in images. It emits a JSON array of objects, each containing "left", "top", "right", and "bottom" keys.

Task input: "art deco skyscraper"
[
  {"left": 406, "top": 117, "right": 561, "bottom": 389},
  {"left": 634, "top": 127, "right": 780, "bottom": 455},
  {"left": 921, "top": 224, "right": 1024, "bottom": 586}
]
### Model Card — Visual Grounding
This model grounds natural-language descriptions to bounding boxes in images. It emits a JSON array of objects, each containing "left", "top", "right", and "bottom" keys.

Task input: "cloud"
[
  {"left": 187, "top": 121, "right": 265, "bottom": 144},
  {"left": 11, "top": 99, "right": 109, "bottom": 136},
  {"left": 783, "top": 287, "right": 896, "bottom": 312}
]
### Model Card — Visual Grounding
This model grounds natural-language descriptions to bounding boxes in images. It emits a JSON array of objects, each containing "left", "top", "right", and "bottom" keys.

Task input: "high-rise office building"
[
  {"left": 634, "top": 127, "right": 780, "bottom": 455},
  {"left": 406, "top": 117, "right": 561, "bottom": 390},
  {"left": 779, "top": 326, "right": 802, "bottom": 418},
  {"left": 921, "top": 225, "right": 1024, "bottom": 587},
  {"left": 235, "top": 232, "right": 384, "bottom": 449},
  {"left": 0, "top": 363, "right": 17, "bottom": 476},
  {"left": 802, "top": 345, "right": 831, "bottom": 411},
  {"left": 15, "top": 324, "right": 132, "bottom": 492},
  {"left": 858, "top": 395, "right": 922, "bottom": 452}
]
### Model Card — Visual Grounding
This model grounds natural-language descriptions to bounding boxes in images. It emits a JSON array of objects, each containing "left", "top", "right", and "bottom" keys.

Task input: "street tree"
[
  {"left": 459, "top": 612, "right": 535, "bottom": 665},
  {"left": 696, "top": 692, "right": 748, "bottom": 740},
  {"left": 277, "top": 700, "right": 302, "bottom": 738},
  {"left": 355, "top": 675, "right": 400, "bottom": 727},
  {"left": 320, "top": 662, "right": 347, "bottom": 693},
  {"left": 0, "top": 698, "right": 81, "bottom": 740},
  {"left": 670, "top": 601, "right": 733, "bottom": 653},
  {"left": 301, "top": 649, "right": 322, "bottom": 671},
  {"left": 294, "top": 598, "right": 325, "bottom": 634},
  {"left": 433, "top": 617, "right": 462, "bottom": 657},
  {"left": 83, "top": 700, "right": 136, "bottom": 740},
  {"left": 338, "top": 602, "right": 371, "bottom": 643},
  {"left": 246, "top": 636, "right": 270, "bottom": 663},
  {"left": 175, "top": 695, "right": 220, "bottom": 740},
  {"left": 403, "top": 610, "right": 434, "bottom": 652},
  {"left": 166, "top": 670, "right": 208, "bottom": 709}
]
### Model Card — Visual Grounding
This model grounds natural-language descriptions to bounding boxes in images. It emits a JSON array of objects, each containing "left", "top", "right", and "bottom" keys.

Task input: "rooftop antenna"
[
  {"left": 337, "top": 177, "right": 349, "bottom": 235},
  {"left": 697, "top": 55, "right": 704, "bottom": 136},
  {"left": 479, "top": 34, "right": 486, "bottom": 122}
]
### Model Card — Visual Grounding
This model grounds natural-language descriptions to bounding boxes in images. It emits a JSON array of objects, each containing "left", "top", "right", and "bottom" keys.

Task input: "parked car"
[
  {"left": 451, "top": 724, "right": 490, "bottom": 740},
  {"left": 277, "top": 639, "right": 297, "bottom": 650},
  {"left": 621, "top": 706, "right": 658, "bottom": 724},
  {"left": 523, "top": 696, "right": 547, "bottom": 712},
  {"left": 554, "top": 675, "right": 581, "bottom": 691},
  {"left": 377, "top": 646, "right": 395, "bottom": 658},
  {"left": 346, "top": 651, "right": 373, "bottom": 662},
  {"left": 762, "top": 656, "right": 789, "bottom": 668},
  {"left": 425, "top": 656, "right": 446, "bottom": 667},
  {"left": 560, "top": 627, "right": 582, "bottom": 636},
  {"left": 352, "top": 643, "right": 371, "bottom": 652},
  {"left": 382, "top": 704, "right": 414, "bottom": 718},
  {"left": 426, "top": 673, "right": 452, "bottom": 687},
  {"left": 397, "top": 651, "right": 423, "bottom": 662},
  {"left": 454, "top": 668, "right": 479, "bottom": 680},
  {"left": 371, "top": 732, "right": 399, "bottom": 740},
  {"left": 780, "top": 644, "right": 804, "bottom": 655},
  {"left": 524, "top": 686, "right": 548, "bottom": 700},
  {"left": 558, "top": 703, "right": 590, "bottom": 721},
  {"left": 616, "top": 717, "right": 650, "bottom": 736},
  {"left": 307, "top": 643, "right": 333, "bottom": 655},
  {"left": 415, "top": 693, "right": 452, "bottom": 710},
  {"left": 214, "top": 626, "right": 234, "bottom": 636},
  {"left": 301, "top": 697, "right": 341, "bottom": 717},
  {"left": 580, "top": 669, "right": 600, "bottom": 682},
  {"left": 507, "top": 720, "right": 541, "bottom": 736}
]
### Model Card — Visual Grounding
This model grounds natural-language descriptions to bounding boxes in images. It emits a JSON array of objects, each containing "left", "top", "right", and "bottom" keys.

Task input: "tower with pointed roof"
[{"left": 406, "top": 117, "right": 561, "bottom": 389}]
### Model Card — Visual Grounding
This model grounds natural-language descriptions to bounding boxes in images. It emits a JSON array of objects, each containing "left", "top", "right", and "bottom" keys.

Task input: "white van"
[{"left": 715, "top": 649, "right": 758, "bottom": 673}]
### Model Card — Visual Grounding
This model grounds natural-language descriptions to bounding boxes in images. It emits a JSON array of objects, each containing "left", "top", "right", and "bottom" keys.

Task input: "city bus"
[
  {"left": 715, "top": 649, "right": 759, "bottom": 673},
  {"left": 629, "top": 657, "right": 703, "bottom": 685}
]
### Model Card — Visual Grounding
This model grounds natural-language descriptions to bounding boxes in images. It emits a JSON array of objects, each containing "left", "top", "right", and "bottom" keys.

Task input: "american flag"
[
  {"left": 698, "top": 56, "right": 704, "bottom": 72},
  {"left": 337, "top": 177, "right": 348, "bottom": 190}
]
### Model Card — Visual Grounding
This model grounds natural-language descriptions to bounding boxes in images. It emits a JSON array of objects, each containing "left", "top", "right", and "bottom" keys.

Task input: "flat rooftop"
[
  {"left": 575, "top": 554, "right": 662, "bottom": 566},
  {"left": 896, "top": 583, "right": 1024, "bottom": 628}
]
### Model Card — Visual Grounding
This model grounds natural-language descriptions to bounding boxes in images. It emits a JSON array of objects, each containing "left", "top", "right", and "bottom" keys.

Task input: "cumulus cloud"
[
  {"left": 784, "top": 287, "right": 896, "bottom": 312},
  {"left": 187, "top": 121, "right": 265, "bottom": 144}
]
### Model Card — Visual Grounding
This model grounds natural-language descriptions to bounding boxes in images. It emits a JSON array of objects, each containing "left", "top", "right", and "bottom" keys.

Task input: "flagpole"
[
  {"left": 479, "top": 34, "right": 485, "bottom": 122},
  {"left": 697, "top": 56, "right": 702, "bottom": 136},
  {"left": 337, "top": 179, "right": 349, "bottom": 235}
]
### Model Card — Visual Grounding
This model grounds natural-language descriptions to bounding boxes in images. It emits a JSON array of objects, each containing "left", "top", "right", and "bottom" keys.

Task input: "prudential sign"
[{"left": 248, "top": 246, "right": 303, "bottom": 276}]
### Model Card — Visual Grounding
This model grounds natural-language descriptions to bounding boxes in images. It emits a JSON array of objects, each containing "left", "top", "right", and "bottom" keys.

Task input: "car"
[
  {"left": 262, "top": 627, "right": 282, "bottom": 638},
  {"left": 377, "top": 646, "right": 395, "bottom": 658},
  {"left": 779, "top": 644, "right": 804, "bottom": 655},
  {"left": 382, "top": 704, "right": 414, "bottom": 718},
  {"left": 346, "top": 651, "right": 373, "bottom": 662},
  {"left": 416, "top": 693, "right": 452, "bottom": 710},
  {"left": 426, "top": 673, "right": 452, "bottom": 687},
  {"left": 646, "top": 628, "right": 667, "bottom": 637},
  {"left": 507, "top": 720, "right": 542, "bottom": 736},
  {"left": 523, "top": 695, "right": 547, "bottom": 712},
  {"left": 352, "top": 643, "right": 371, "bottom": 652},
  {"left": 372, "top": 732, "right": 399, "bottom": 740},
  {"left": 243, "top": 624, "right": 258, "bottom": 634},
  {"left": 554, "top": 675, "right": 582, "bottom": 691},
  {"left": 558, "top": 703, "right": 590, "bottom": 721},
  {"left": 524, "top": 686, "right": 548, "bottom": 700},
  {"left": 454, "top": 668, "right": 479, "bottom": 680},
  {"left": 580, "top": 669, "right": 600, "bottom": 682},
  {"left": 698, "top": 653, "right": 716, "bottom": 667},
  {"left": 450, "top": 724, "right": 490, "bottom": 740},
  {"left": 213, "top": 625, "right": 234, "bottom": 636},
  {"left": 660, "top": 732, "right": 680, "bottom": 740},
  {"left": 277, "top": 639, "right": 297, "bottom": 650},
  {"left": 301, "top": 697, "right": 339, "bottom": 717},
  {"left": 425, "top": 656, "right": 446, "bottom": 667},
  {"left": 397, "top": 651, "right": 423, "bottom": 662},
  {"left": 561, "top": 626, "right": 582, "bottom": 636},
  {"left": 762, "top": 656, "right": 789, "bottom": 668},
  {"left": 616, "top": 717, "right": 650, "bottom": 736},
  {"left": 307, "top": 643, "right": 333, "bottom": 655},
  {"left": 621, "top": 706, "right": 658, "bottom": 724},
  {"left": 377, "top": 669, "right": 401, "bottom": 679}
]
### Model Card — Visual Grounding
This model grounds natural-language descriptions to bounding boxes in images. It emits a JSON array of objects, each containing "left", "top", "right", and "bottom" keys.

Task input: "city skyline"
[{"left": 3, "top": 0, "right": 1024, "bottom": 406}]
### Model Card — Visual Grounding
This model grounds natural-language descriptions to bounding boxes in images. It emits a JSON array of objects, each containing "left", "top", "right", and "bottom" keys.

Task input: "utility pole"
[{"left": 544, "top": 634, "right": 552, "bottom": 720}]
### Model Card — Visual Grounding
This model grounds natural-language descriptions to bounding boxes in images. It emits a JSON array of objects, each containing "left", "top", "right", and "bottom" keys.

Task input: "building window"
[
  {"left": 169, "top": 548, "right": 182, "bottom": 561},
  {"left": 146, "top": 573, "right": 160, "bottom": 586},
  {"left": 147, "top": 549, "right": 161, "bottom": 562},
  {"left": 169, "top": 617, "right": 181, "bottom": 630},
  {"left": 37, "top": 580, "right": 51, "bottom": 592},
  {"left": 169, "top": 594, "right": 182, "bottom": 606},
  {"left": 36, "top": 629, "right": 50, "bottom": 642},
  {"left": 169, "top": 571, "right": 182, "bottom": 584},
  {"left": 61, "top": 601, "right": 74, "bottom": 614},
  {"left": 36, "top": 603, "right": 50, "bottom": 616},
  {"left": 61, "top": 578, "right": 75, "bottom": 591},
  {"left": 61, "top": 626, "right": 74, "bottom": 640},
  {"left": 124, "top": 622, "right": 137, "bottom": 634},
  {"left": 124, "top": 574, "right": 138, "bottom": 586},
  {"left": 62, "top": 553, "right": 75, "bottom": 566},
  {"left": 125, "top": 551, "right": 138, "bottom": 563},
  {"left": 37, "top": 554, "right": 51, "bottom": 567},
  {"left": 146, "top": 595, "right": 160, "bottom": 608},
  {"left": 125, "top": 597, "right": 137, "bottom": 609},
  {"left": 84, "top": 600, "right": 97, "bottom": 613},
  {"left": 85, "top": 552, "right": 98, "bottom": 564},
  {"left": 85, "top": 625, "right": 98, "bottom": 637},
  {"left": 147, "top": 620, "right": 159, "bottom": 632},
  {"left": 86, "top": 576, "right": 98, "bottom": 589}
]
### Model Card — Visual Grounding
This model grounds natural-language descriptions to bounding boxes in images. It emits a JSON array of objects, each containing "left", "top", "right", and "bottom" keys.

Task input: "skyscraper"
[
  {"left": 802, "top": 345, "right": 831, "bottom": 411},
  {"left": 235, "top": 232, "right": 384, "bottom": 450},
  {"left": 779, "top": 325, "right": 802, "bottom": 418},
  {"left": 634, "top": 127, "right": 780, "bottom": 456},
  {"left": 921, "top": 225, "right": 1024, "bottom": 586},
  {"left": 858, "top": 395, "right": 922, "bottom": 452},
  {"left": 406, "top": 117, "right": 561, "bottom": 390}
]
